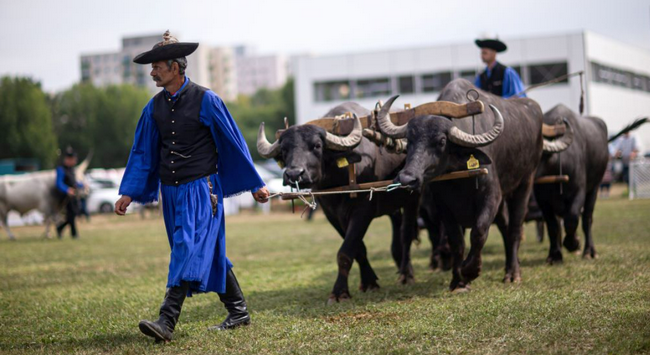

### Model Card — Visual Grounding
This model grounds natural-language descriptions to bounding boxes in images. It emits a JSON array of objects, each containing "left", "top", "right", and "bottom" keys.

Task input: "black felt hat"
[
  {"left": 133, "top": 30, "right": 198, "bottom": 64},
  {"left": 475, "top": 37, "right": 507, "bottom": 53},
  {"left": 63, "top": 146, "right": 77, "bottom": 158}
]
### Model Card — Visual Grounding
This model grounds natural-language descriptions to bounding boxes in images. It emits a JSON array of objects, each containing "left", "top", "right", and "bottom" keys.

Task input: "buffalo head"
[
  {"left": 377, "top": 95, "right": 502, "bottom": 191},
  {"left": 257, "top": 115, "right": 363, "bottom": 188}
]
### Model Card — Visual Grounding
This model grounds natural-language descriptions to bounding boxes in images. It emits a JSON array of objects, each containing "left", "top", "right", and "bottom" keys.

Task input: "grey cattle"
[{"left": 0, "top": 156, "right": 90, "bottom": 240}]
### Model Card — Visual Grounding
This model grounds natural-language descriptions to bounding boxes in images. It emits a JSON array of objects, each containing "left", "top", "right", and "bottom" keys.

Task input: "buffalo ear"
[{"left": 449, "top": 147, "right": 492, "bottom": 169}]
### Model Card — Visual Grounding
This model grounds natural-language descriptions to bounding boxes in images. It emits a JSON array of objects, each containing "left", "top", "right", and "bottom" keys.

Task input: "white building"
[
  {"left": 234, "top": 46, "right": 289, "bottom": 96},
  {"left": 81, "top": 37, "right": 289, "bottom": 102},
  {"left": 81, "top": 34, "right": 213, "bottom": 94},
  {"left": 294, "top": 31, "right": 650, "bottom": 151}
]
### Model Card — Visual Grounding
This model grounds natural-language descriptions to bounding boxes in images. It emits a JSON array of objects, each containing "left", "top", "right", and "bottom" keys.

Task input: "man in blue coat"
[
  {"left": 474, "top": 36, "right": 526, "bottom": 98},
  {"left": 114, "top": 31, "right": 270, "bottom": 343}
]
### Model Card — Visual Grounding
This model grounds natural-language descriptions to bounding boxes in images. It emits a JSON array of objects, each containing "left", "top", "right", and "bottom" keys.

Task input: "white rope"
[{"left": 267, "top": 183, "right": 405, "bottom": 201}]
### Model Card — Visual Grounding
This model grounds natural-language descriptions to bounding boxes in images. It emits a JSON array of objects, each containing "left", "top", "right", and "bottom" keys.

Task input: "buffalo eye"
[
  {"left": 437, "top": 137, "right": 447, "bottom": 149},
  {"left": 313, "top": 141, "right": 322, "bottom": 150}
]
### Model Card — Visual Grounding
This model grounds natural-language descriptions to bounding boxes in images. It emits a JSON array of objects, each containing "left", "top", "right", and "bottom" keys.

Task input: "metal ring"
[{"left": 466, "top": 89, "right": 479, "bottom": 102}]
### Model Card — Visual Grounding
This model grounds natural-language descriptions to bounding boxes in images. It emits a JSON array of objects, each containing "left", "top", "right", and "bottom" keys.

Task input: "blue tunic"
[
  {"left": 119, "top": 78, "right": 264, "bottom": 294},
  {"left": 474, "top": 66, "right": 526, "bottom": 98}
]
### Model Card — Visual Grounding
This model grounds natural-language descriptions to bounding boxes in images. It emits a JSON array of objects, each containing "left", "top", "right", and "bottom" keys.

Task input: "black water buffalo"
[
  {"left": 257, "top": 102, "right": 420, "bottom": 303},
  {"left": 378, "top": 79, "right": 572, "bottom": 291},
  {"left": 534, "top": 104, "right": 608, "bottom": 262}
]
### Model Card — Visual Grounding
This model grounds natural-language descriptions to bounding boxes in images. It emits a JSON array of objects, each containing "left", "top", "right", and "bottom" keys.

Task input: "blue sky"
[{"left": 1, "top": 0, "right": 648, "bottom": 92}]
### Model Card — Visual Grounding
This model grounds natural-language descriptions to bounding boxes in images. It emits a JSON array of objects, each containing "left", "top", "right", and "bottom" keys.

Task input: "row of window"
[
  {"left": 313, "top": 62, "right": 569, "bottom": 102},
  {"left": 591, "top": 62, "right": 650, "bottom": 93}
]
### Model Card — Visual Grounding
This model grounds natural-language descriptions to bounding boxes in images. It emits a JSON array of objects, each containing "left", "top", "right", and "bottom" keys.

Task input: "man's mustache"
[{"left": 153, "top": 76, "right": 161, "bottom": 82}]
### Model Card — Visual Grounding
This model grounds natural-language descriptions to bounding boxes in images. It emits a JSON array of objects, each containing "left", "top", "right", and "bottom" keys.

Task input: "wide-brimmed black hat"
[
  {"left": 475, "top": 37, "right": 507, "bottom": 53},
  {"left": 133, "top": 30, "right": 198, "bottom": 64},
  {"left": 63, "top": 146, "right": 77, "bottom": 158}
]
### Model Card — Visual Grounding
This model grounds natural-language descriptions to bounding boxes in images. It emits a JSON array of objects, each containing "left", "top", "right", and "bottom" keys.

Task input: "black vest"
[
  {"left": 55, "top": 165, "right": 76, "bottom": 200},
  {"left": 479, "top": 62, "right": 506, "bottom": 97},
  {"left": 152, "top": 80, "right": 218, "bottom": 186}
]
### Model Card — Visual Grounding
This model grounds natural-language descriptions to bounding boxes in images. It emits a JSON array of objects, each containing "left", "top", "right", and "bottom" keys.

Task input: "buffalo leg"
[
  {"left": 389, "top": 210, "right": 403, "bottom": 268},
  {"left": 461, "top": 201, "right": 496, "bottom": 283},
  {"left": 398, "top": 202, "right": 419, "bottom": 285},
  {"left": 540, "top": 201, "right": 563, "bottom": 264},
  {"left": 581, "top": 188, "right": 599, "bottom": 259},
  {"left": 503, "top": 180, "right": 533, "bottom": 283},
  {"left": 445, "top": 220, "right": 467, "bottom": 291},
  {"left": 329, "top": 214, "right": 373, "bottom": 304},
  {"left": 356, "top": 242, "right": 380, "bottom": 292},
  {"left": 325, "top": 213, "right": 379, "bottom": 295},
  {"left": 562, "top": 190, "right": 585, "bottom": 253}
]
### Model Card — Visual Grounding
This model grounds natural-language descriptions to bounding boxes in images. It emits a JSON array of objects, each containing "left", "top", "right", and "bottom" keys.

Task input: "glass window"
[
  {"left": 398, "top": 76, "right": 414, "bottom": 94},
  {"left": 314, "top": 81, "right": 351, "bottom": 102},
  {"left": 459, "top": 70, "right": 477, "bottom": 82},
  {"left": 421, "top": 72, "right": 452, "bottom": 92},
  {"left": 356, "top": 78, "right": 391, "bottom": 98},
  {"left": 528, "top": 62, "right": 568, "bottom": 85}
]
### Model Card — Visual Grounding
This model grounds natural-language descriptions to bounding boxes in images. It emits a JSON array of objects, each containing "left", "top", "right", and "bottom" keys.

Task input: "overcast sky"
[{"left": 1, "top": 0, "right": 649, "bottom": 92}]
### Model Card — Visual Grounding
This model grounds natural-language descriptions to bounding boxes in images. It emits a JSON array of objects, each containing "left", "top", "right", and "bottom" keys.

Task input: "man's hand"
[
  {"left": 252, "top": 187, "right": 270, "bottom": 204},
  {"left": 115, "top": 195, "right": 133, "bottom": 216},
  {"left": 67, "top": 187, "right": 76, "bottom": 196}
]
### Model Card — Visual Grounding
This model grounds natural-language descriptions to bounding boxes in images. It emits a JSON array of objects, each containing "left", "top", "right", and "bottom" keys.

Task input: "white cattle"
[{"left": 0, "top": 155, "right": 90, "bottom": 240}]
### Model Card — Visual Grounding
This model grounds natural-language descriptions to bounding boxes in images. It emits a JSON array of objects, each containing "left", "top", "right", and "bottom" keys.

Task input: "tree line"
[{"left": 0, "top": 76, "right": 294, "bottom": 170}]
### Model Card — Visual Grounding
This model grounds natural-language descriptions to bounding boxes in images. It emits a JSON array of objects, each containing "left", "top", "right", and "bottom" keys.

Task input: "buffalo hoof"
[
  {"left": 327, "top": 292, "right": 351, "bottom": 305},
  {"left": 460, "top": 258, "right": 481, "bottom": 282},
  {"left": 449, "top": 279, "right": 470, "bottom": 293},
  {"left": 582, "top": 247, "right": 598, "bottom": 260},
  {"left": 451, "top": 286, "right": 471, "bottom": 294},
  {"left": 359, "top": 282, "right": 380, "bottom": 292},
  {"left": 546, "top": 251, "right": 563, "bottom": 265},
  {"left": 397, "top": 274, "right": 415, "bottom": 285},
  {"left": 503, "top": 272, "right": 522, "bottom": 283},
  {"left": 563, "top": 236, "right": 581, "bottom": 252}
]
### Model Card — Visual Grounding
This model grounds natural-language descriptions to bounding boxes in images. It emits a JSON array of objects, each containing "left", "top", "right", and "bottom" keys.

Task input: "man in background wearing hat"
[
  {"left": 55, "top": 146, "right": 83, "bottom": 239},
  {"left": 114, "top": 31, "right": 270, "bottom": 343},
  {"left": 474, "top": 36, "right": 526, "bottom": 98}
]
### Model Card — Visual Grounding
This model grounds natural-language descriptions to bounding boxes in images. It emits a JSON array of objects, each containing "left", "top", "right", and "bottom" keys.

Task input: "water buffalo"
[
  {"left": 377, "top": 79, "right": 571, "bottom": 291},
  {"left": 534, "top": 104, "right": 608, "bottom": 262},
  {"left": 257, "top": 102, "right": 420, "bottom": 303}
]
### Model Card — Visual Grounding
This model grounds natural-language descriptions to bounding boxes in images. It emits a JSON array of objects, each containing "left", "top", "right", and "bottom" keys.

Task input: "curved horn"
[
  {"left": 543, "top": 118, "right": 574, "bottom": 153},
  {"left": 376, "top": 95, "right": 407, "bottom": 138},
  {"left": 75, "top": 150, "right": 93, "bottom": 182},
  {"left": 324, "top": 114, "right": 363, "bottom": 151},
  {"left": 257, "top": 122, "right": 281, "bottom": 159},
  {"left": 448, "top": 104, "right": 504, "bottom": 147}
]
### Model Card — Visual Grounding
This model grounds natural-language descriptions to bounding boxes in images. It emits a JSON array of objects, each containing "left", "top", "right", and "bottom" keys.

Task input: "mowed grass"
[{"left": 1, "top": 195, "right": 649, "bottom": 355}]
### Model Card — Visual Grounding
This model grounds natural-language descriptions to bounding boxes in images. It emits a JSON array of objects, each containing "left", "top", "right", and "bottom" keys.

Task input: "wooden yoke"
[{"left": 294, "top": 100, "right": 486, "bottom": 137}]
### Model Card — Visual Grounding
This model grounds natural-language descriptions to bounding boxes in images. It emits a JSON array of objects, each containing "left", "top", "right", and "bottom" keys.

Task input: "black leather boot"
[
  {"left": 208, "top": 269, "right": 250, "bottom": 331},
  {"left": 139, "top": 281, "right": 190, "bottom": 343}
]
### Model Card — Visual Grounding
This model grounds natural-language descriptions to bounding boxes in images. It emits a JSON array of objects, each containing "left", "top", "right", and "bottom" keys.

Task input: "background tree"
[
  {"left": 51, "top": 83, "right": 151, "bottom": 168},
  {"left": 228, "top": 78, "right": 295, "bottom": 160},
  {"left": 0, "top": 77, "right": 58, "bottom": 168}
]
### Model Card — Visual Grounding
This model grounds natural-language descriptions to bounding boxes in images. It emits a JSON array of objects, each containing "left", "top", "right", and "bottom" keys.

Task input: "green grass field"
[{"left": 1, "top": 195, "right": 649, "bottom": 354}]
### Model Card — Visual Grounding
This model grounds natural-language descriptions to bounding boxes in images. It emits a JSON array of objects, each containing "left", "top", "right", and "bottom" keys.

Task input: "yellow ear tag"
[
  {"left": 336, "top": 157, "right": 349, "bottom": 168},
  {"left": 277, "top": 160, "right": 285, "bottom": 169},
  {"left": 467, "top": 155, "right": 479, "bottom": 170}
]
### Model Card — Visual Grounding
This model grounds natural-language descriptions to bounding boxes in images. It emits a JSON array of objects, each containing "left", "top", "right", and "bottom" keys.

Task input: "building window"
[
  {"left": 459, "top": 70, "right": 476, "bottom": 82},
  {"left": 314, "top": 80, "right": 351, "bottom": 102},
  {"left": 528, "top": 62, "right": 568, "bottom": 85},
  {"left": 355, "top": 77, "right": 391, "bottom": 98},
  {"left": 590, "top": 62, "right": 645, "bottom": 90},
  {"left": 398, "top": 76, "right": 414, "bottom": 94},
  {"left": 421, "top": 72, "right": 452, "bottom": 92}
]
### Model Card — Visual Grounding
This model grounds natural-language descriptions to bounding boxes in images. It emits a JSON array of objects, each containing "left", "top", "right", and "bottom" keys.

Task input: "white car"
[{"left": 86, "top": 178, "right": 136, "bottom": 214}]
